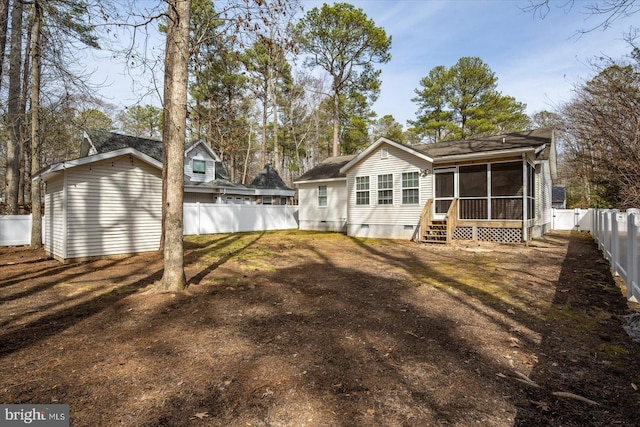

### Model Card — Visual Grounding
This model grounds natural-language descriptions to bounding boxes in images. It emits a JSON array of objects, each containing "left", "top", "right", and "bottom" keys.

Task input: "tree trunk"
[
  {"left": 332, "top": 86, "right": 339, "bottom": 157},
  {"left": 0, "top": 0, "right": 10, "bottom": 93},
  {"left": 159, "top": 0, "right": 191, "bottom": 292},
  {"left": 5, "top": 0, "right": 24, "bottom": 214},
  {"left": 261, "top": 89, "right": 268, "bottom": 167},
  {"left": 30, "top": 1, "right": 42, "bottom": 249},
  {"left": 20, "top": 7, "right": 33, "bottom": 206}
]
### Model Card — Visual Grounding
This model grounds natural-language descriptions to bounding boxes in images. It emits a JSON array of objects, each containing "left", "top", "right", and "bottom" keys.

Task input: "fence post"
[
  {"left": 610, "top": 210, "right": 620, "bottom": 275},
  {"left": 628, "top": 211, "right": 640, "bottom": 301},
  {"left": 197, "top": 202, "right": 201, "bottom": 236},
  {"left": 595, "top": 209, "right": 602, "bottom": 249}
]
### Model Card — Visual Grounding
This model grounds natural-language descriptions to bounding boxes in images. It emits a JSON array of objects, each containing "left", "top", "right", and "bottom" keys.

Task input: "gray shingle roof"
[
  {"left": 294, "top": 155, "right": 356, "bottom": 182},
  {"left": 83, "top": 130, "right": 163, "bottom": 161},
  {"left": 250, "top": 164, "right": 292, "bottom": 190},
  {"left": 413, "top": 128, "right": 553, "bottom": 159}
]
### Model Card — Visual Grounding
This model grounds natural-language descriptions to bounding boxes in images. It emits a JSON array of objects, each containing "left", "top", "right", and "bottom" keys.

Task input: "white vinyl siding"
[
  {"left": 184, "top": 145, "right": 215, "bottom": 183},
  {"left": 537, "top": 160, "right": 553, "bottom": 227},
  {"left": 346, "top": 143, "right": 432, "bottom": 228},
  {"left": 298, "top": 180, "right": 347, "bottom": 230},
  {"left": 63, "top": 155, "right": 162, "bottom": 259},
  {"left": 44, "top": 175, "right": 65, "bottom": 259}
]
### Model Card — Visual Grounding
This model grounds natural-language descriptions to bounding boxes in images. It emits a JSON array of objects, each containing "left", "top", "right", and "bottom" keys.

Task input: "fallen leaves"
[{"left": 190, "top": 412, "right": 209, "bottom": 420}]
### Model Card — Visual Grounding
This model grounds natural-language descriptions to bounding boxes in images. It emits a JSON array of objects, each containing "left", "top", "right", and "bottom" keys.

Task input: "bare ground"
[{"left": 0, "top": 230, "right": 639, "bottom": 426}]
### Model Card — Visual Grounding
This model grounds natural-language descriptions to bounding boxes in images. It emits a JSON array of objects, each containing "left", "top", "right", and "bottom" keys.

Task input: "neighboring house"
[
  {"left": 249, "top": 163, "right": 296, "bottom": 205},
  {"left": 552, "top": 185, "right": 567, "bottom": 209},
  {"left": 295, "top": 128, "right": 557, "bottom": 243},
  {"left": 33, "top": 131, "right": 295, "bottom": 261},
  {"left": 82, "top": 130, "right": 293, "bottom": 204}
]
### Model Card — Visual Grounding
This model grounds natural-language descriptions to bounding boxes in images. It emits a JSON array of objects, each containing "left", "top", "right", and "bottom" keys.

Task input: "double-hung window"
[
  {"left": 402, "top": 172, "right": 419, "bottom": 204},
  {"left": 318, "top": 185, "right": 327, "bottom": 207},
  {"left": 356, "top": 176, "right": 369, "bottom": 205},
  {"left": 378, "top": 174, "right": 393, "bottom": 205},
  {"left": 192, "top": 159, "right": 206, "bottom": 175}
]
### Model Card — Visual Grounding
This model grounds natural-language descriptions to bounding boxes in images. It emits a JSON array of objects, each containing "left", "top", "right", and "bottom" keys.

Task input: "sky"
[{"left": 88, "top": 0, "right": 638, "bottom": 128}]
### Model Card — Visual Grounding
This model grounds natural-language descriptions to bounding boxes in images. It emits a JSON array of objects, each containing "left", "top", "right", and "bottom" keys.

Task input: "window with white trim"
[
  {"left": 402, "top": 171, "right": 419, "bottom": 204},
  {"left": 318, "top": 185, "right": 327, "bottom": 207},
  {"left": 356, "top": 176, "right": 369, "bottom": 205},
  {"left": 378, "top": 173, "right": 393, "bottom": 205},
  {"left": 192, "top": 159, "right": 206, "bottom": 174}
]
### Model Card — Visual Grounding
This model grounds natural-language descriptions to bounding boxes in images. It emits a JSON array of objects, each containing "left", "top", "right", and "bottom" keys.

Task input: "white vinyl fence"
[
  {"left": 552, "top": 208, "right": 592, "bottom": 231},
  {"left": 1, "top": 205, "right": 299, "bottom": 247},
  {"left": 0, "top": 215, "right": 44, "bottom": 246},
  {"left": 183, "top": 203, "right": 298, "bottom": 235},
  {"left": 591, "top": 209, "right": 640, "bottom": 303}
]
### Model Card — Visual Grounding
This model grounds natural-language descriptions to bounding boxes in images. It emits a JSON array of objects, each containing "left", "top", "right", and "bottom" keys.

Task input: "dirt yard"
[{"left": 1, "top": 231, "right": 639, "bottom": 426}]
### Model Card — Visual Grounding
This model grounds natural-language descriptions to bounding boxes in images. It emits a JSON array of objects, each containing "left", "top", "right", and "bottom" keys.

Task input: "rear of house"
[
  {"left": 341, "top": 139, "right": 434, "bottom": 239},
  {"left": 295, "top": 128, "right": 557, "bottom": 243}
]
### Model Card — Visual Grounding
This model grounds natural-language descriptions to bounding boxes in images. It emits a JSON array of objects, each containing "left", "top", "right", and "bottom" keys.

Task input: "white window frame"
[
  {"left": 377, "top": 173, "right": 393, "bottom": 205},
  {"left": 355, "top": 176, "right": 370, "bottom": 206},
  {"left": 402, "top": 171, "right": 419, "bottom": 205},
  {"left": 318, "top": 185, "right": 327, "bottom": 207}
]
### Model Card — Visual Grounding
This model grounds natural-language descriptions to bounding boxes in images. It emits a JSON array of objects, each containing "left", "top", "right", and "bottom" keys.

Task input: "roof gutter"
[
  {"left": 432, "top": 147, "right": 537, "bottom": 164},
  {"left": 293, "top": 177, "right": 346, "bottom": 185}
]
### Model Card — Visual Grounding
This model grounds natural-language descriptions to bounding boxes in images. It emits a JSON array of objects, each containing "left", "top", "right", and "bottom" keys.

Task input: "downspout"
[{"left": 522, "top": 153, "right": 528, "bottom": 243}]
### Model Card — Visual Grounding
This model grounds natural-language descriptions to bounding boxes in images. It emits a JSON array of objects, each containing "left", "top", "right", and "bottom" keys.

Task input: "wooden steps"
[{"left": 422, "top": 219, "right": 447, "bottom": 244}]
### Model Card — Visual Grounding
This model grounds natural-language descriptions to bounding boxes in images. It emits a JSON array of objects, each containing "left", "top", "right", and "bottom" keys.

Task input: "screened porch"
[{"left": 434, "top": 160, "right": 535, "bottom": 223}]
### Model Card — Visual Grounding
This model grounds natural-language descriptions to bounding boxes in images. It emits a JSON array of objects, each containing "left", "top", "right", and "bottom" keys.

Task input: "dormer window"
[{"left": 193, "top": 159, "right": 206, "bottom": 174}]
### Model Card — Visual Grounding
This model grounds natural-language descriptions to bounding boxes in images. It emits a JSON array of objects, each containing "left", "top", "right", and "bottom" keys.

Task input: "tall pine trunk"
[
  {"left": 332, "top": 86, "right": 339, "bottom": 157},
  {"left": 0, "top": 0, "right": 9, "bottom": 93},
  {"left": 5, "top": 0, "right": 23, "bottom": 214},
  {"left": 30, "top": 1, "right": 42, "bottom": 249},
  {"left": 160, "top": 0, "right": 191, "bottom": 291}
]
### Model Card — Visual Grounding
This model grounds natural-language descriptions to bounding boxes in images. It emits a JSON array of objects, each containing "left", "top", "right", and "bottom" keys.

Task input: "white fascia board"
[
  {"left": 433, "top": 147, "right": 536, "bottom": 164},
  {"left": 32, "top": 148, "right": 162, "bottom": 181},
  {"left": 253, "top": 188, "right": 296, "bottom": 196},
  {"left": 185, "top": 140, "right": 221, "bottom": 162},
  {"left": 185, "top": 185, "right": 256, "bottom": 196},
  {"left": 293, "top": 177, "right": 346, "bottom": 185},
  {"left": 339, "top": 137, "right": 433, "bottom": 174}
]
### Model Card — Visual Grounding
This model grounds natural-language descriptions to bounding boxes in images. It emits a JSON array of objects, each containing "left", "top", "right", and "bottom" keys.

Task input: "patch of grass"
[{"left": 598, "top": 343, "right": 630, "bottom": 356}]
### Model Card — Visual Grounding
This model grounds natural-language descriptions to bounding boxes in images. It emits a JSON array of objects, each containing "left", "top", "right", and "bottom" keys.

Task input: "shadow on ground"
[{"left": 0, "top": 231, "right": 638, "bottom": 426}]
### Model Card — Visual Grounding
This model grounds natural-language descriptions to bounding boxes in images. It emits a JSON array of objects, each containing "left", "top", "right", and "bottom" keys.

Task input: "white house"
[{"left": 294, "top": 128, "right": 557, "bottom": 243}]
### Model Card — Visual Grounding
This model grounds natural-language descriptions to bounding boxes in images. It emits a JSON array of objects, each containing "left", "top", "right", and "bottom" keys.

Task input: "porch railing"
[
  {"left": 445, "top": 198, "right": 458, "bottom": 244},
  {"left": 418, "top": 199, "right": 433, "bottom": 242}
]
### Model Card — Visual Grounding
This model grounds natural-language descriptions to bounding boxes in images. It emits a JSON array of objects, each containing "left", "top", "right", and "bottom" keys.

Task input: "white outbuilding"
[{"left": 33, "top": 148, "right": 162, "bottom": 262}]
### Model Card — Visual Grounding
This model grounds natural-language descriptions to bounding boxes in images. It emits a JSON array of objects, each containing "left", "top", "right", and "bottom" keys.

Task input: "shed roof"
[{"left": 294, "top": 155, "right": 356, "bottom": 183}]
